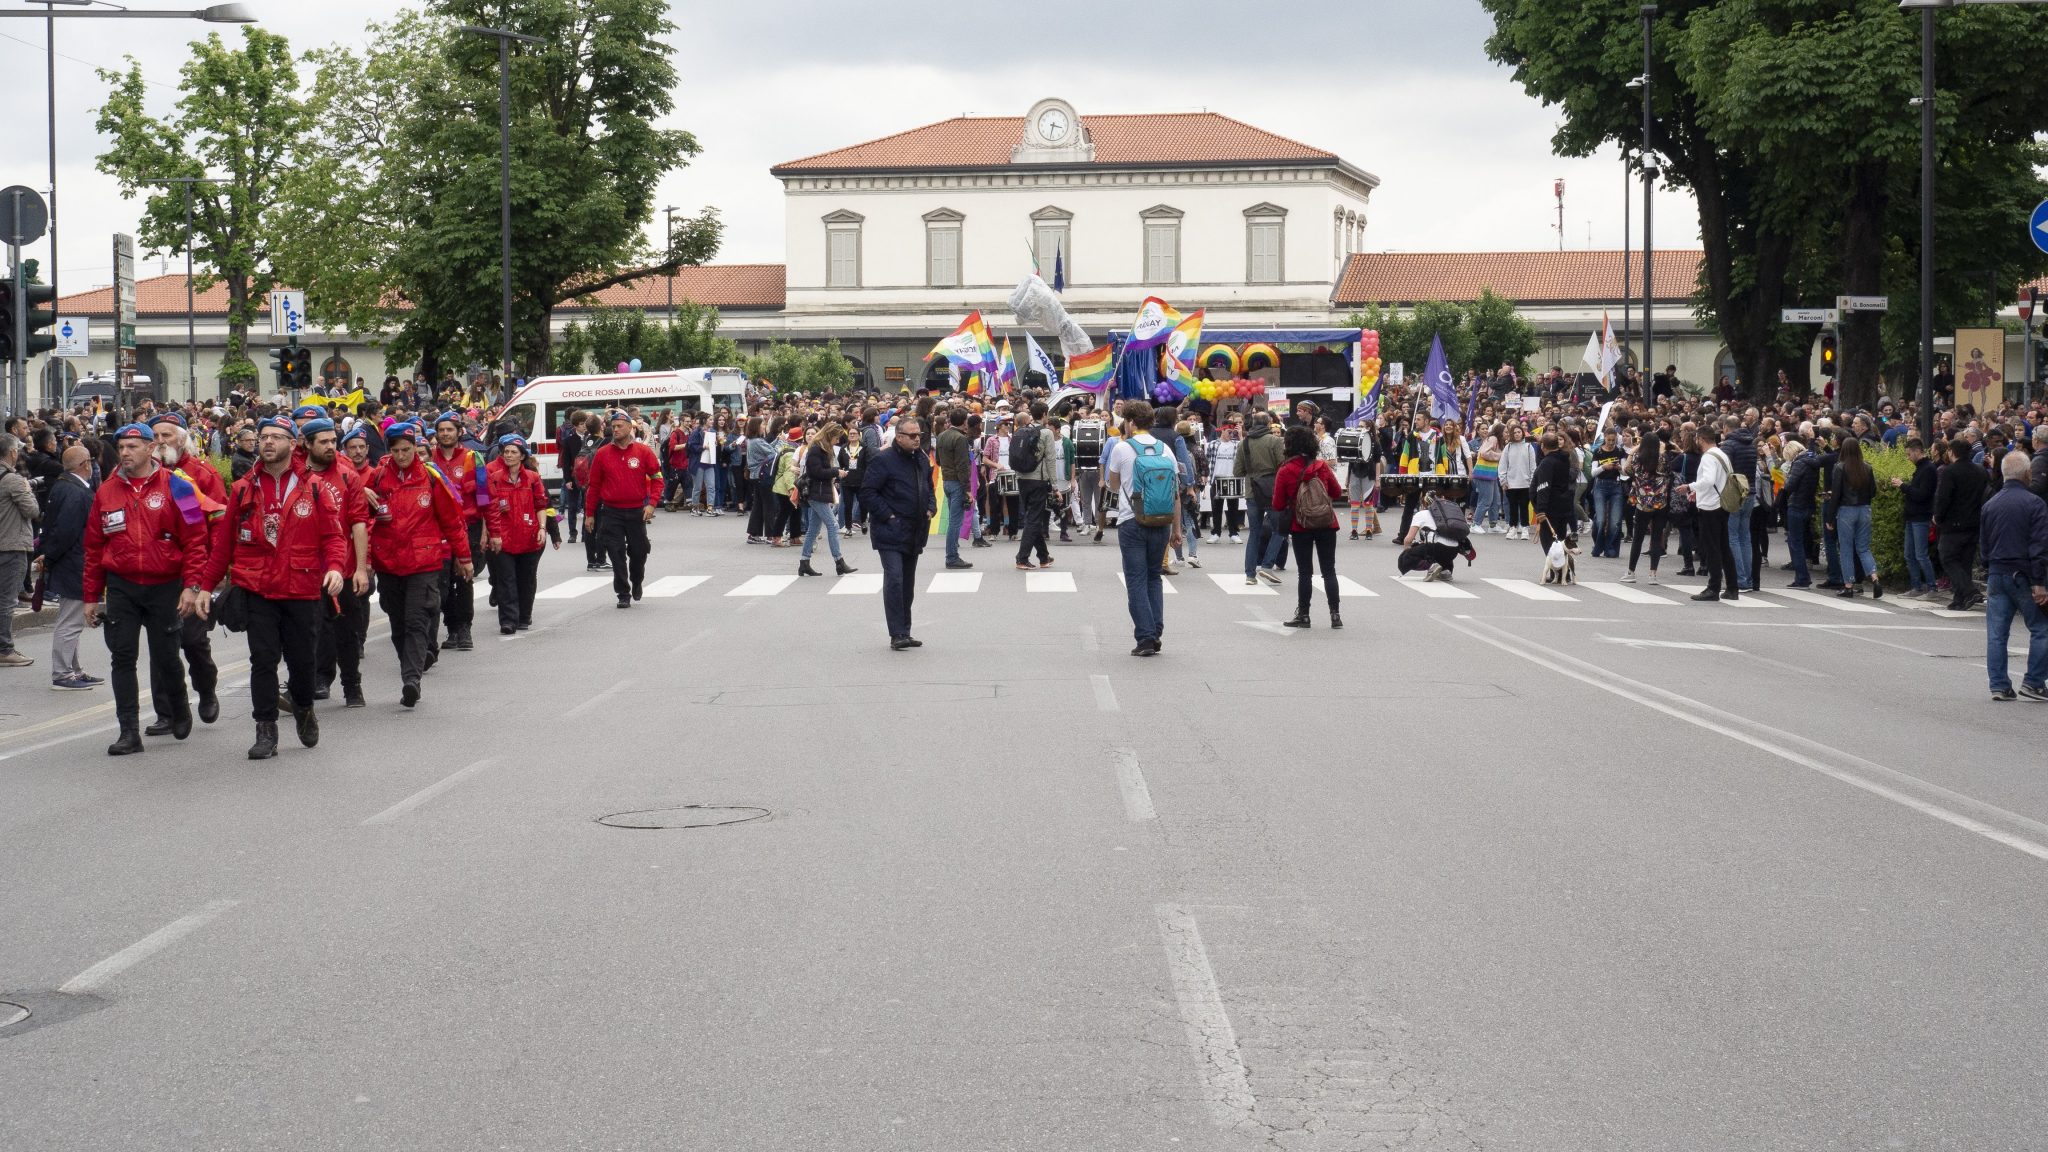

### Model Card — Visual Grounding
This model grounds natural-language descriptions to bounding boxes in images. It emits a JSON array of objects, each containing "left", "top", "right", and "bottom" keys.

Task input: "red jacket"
[
  {"left": 82, "top": 465, "right": 211, "bottom": 601},
  {"left": 309, "top": 458, "right": 373, "bottom": 572},
  {"left": 430, "top": 444, "right": 500, "bottom": 532},
  {"left": 200, "top": 463, "right": 350, "bottom": 599},
  {"left": 584, "top": 440, "right": 663, "bottom": 513},
  {"left": 666, "top": 429, "right": 692, "bottom": 473},
  {"left": 486, "top": 459, "right": 553, "bottom": 554},
  {"left": 178, "top": 454, "right": 228, "bottom": 507},
  {"left": 366, "top": 456, "right": 471, "bottom": 577},
  {"left": 1271, "top": 456, "right": 1343, "bottom": 533}
]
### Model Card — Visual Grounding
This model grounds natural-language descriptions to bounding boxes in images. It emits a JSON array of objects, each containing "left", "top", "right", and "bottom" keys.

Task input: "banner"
[{"left": 1955, "top": 329, "right": 2006, "bottom": 401}]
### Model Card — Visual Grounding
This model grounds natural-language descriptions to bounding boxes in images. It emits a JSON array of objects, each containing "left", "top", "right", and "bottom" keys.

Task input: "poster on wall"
[{"left": 1953, "top": 328, "right": 2005, "bottom": 402}]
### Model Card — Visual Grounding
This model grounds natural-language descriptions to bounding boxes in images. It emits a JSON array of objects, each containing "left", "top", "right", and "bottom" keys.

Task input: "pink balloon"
[{"left": 617, "top": 361, "right": 631, "bottom": 374}]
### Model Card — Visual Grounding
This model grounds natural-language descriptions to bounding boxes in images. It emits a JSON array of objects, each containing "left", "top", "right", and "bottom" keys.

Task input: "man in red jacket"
[
  {"left": 582, "top": 409, "right": 662, "bottom": 608},
  {"left": 195, "top": 417, "right": 348, "bottom": 759},
  {"left": 310, "top": 420, "right": 374, "bottom": 708},
  {"left": 429, "top": 411, "right": 498, "bottom": 652},
  {"left": 83, "top": 423, "right": 212, "bottom": 755},
  {"left": 150, "top": 411, "right": 223, "bottom": 730},
  {"left": 368, "top": 422, "right": 471, "bottom": 708}
]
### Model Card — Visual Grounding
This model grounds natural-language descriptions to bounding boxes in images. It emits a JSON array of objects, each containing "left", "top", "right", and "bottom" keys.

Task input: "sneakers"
[
  {"left": 1647, "top": 572, "right": 1659, "bottom": 585},
  {"left": 1992, "top": 687, "right": 2017, "bottom": 702},
  {"left": 1256, "top": 566, "right": 1282, "bottom": 585},
  {"left": 1015, "top": 561, "right": 1037, "bottom": 571},
  {"left": 1423, "top": 564, "right": 1445, "bottom": 582},
  {"left": 2018, "top": 683, "right": 2048, "bottom": 702},
  {"left": 1131, "top": 638, "right": 1161, "bottom": 657},
  {"left": 946, "top": 559, "right": 974, "bottom": 570},
  {"left": 1228, "top": 534, "right": 1241, "bottom": 544},
  {"left": 1245, "top": 576, "right": 1258, "bottom": 586},
  {"left": 0, "top": 650, "right": 31, "bottom": 667},
  {"left": 52, "top": 673, "right": 96, "bottom": 690},
  {"left": 1208, "top": 533, "right": 1220, "bottom": 543},
  {"left": 1621, "top": 571, "right": 1637, "bottom": 583},
  {"left": 1162, "top": 562, "right": 1182, "bottom": 576},
  {"left": 1188, "top": 557, "right": 1203, "bottom": 569}
]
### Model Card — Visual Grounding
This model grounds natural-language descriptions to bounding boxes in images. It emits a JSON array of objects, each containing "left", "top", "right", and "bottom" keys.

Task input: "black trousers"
[
  {"left": 1939, "top": 528, "right": 1979, "bottom": 606},
  {"left": 879, "top": 549, "right": 920, "bottom": 640},
  {"left": 1397, "top": 540, "right": 1461, "bottom": 576},
  {"left": 748, "top": 477, "right": 775, "bottom": 537},
  {"left": 1290, "top": 529, "right": 1340, "bottom": 613},
  {"left": 316, "top": 585, "right": 370, "bottom": 691},
  {"left": 440, "top": 520, "right": 484, "bottom": 636},
  {"left": 1628, "top": 511, "right": 1669, "bottom": 571},
  {"left": 151, "top": 609, "right": 218, "bottom": 722},
  {"left": 246, "top": 595, "right": 319, "bottom": 722},
  {"left": 103, "top": 574, "right": 189, "bottom": 729},
  {"left": 1015, "top": 479, "right": 1052, "bottom": 563},
  {"left": 765, "top": 491, "right": 795, "bottom": 539},
  {"left": 377, "top": 570, "right": 442, "bottom": 687},
  {"left": 598, "top": 508, "right": 650, "bottom": 597},
  {"left": 488, "top": 548, "right": 542, "bottom": 629},
  {"left": 1695, "top": 507, "right": 1736, "bottom": 595}
]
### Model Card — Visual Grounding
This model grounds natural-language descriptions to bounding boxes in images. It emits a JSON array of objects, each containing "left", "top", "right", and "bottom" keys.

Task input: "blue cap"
[
  {"left": 494, "top": 434, "right": 528, "bottom": 453},
  {"left": 292, "top": 404, "right": 327, "bottom": 420},
  {"left": 257, "top": 416, "right": 298, "bottom": 437},
  {"left": 114, "top": 422, "right": 154, "bottom": 441},
  {"left": 435, "top": 410, "right": 461, "bottom": 428},
  {"left": 299, "top": 417, "right": 336, "bottom": 439},
  {"left": 340, "top": 424, "right": 368, "bottom": 445},
  {"left": 386, "top": 422, "right": 423, "bottom": 444},
  {"left": 150, "top": 411, "right": 187, "bottom": 429},
  {"left": 606, "top": 408, "right": 630, "bottom": 423}
]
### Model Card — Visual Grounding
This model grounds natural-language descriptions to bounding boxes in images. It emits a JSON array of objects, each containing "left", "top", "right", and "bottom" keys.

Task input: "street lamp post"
[
  {"left": 662, "top": 205, "right": 677, "bottom": 319},
  {"left": 1639, "top": 6, "right": 1656, "bottom": 393},
  {"left": 460, "top": 24, "right": 544, "bottom": 388}
]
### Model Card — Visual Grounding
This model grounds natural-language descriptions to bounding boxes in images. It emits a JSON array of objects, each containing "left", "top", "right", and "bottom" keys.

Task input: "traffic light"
[
  {"left": 269, "top": 345, "right": 290, "bottom": 388},
  {"left": 1819, "top": 333, "right": 1838, "bottom": 377},
  {"left": 287, "top": 347, "right": 312, "bottom": 391},
  {"left": 21, "top": 260, "right": 55, "bottom": 358},
  {"left": 0, "top": 275, "right": 13, "bottom": 363}
]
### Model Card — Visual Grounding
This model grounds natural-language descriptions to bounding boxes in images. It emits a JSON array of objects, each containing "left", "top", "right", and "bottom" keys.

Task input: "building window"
[
  {"left": 1244, "top": 203, "right": 1286, "bottom": 284},
  {"left": 823, "top": 210, "right": 864, "bottom": 288},
  {"left": 1141, "top": 205, "right": 1182, "bottom": 286},
  {"left": 924, "top": 208, "right": 963, "bottom": 289},
  {"left": 1032, "top": 205, "right": 1073, "bottom": 285}
]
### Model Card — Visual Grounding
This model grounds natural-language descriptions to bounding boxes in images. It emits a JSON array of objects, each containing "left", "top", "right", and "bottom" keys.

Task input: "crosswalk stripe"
[
  {"left": 727, "top": 575, "right": 797, "bottom": 597},
  {"left": 828, "top": 573, "right": 883, "bottom": 595},
  {"left": 928, "top": 572, "right": 981, "bottom": 593},
  {"left": 640, "top": 575, "right": 709, "bottom": 598},
  {"left": 535, "top": 576, "right": 611, "bottom": 600},
  {"left": 1579, "top": 581, "right": 1676, "bottom": 605},
  {"left": 1119, "top": 573, "right": 1179, "bottom": 594},
  {"left": 1387, "top": 574, "right": 1478, "bottom": 599},
  {"left": 1484, "top": 578, "right": 1577, "bottom": 602},
  {"left": 1208, "top": 573, "right": 1276, "bottom": 596},
  {"left": 1027, "top": 571, "right": 1077, "bottom": 593},
  {"left": 1335, "top": 575, "right": 1380, "bottom": 598},
  {"left": 1663, "top": 585, "right": 1782, "bottom": 608},
  {"left": 1755, "top": 586, "right": 1891, "bottom": 614}
]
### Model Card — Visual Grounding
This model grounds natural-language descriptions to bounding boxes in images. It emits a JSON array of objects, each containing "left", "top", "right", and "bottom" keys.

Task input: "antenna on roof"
[{"left": 1553, "top": 179, "right": 1566, "bottom": 252}]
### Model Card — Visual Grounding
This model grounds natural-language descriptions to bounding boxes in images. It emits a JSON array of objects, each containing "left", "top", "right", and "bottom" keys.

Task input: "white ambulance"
[{"left": 494, "top": 367, "right": 749, "bottom": 487}]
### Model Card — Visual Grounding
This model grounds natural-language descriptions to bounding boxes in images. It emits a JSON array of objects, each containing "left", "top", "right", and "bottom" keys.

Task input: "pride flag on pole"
[
  {"left": 1124, "top": 296, "right": 1183, "bottom": 352},
  {"left": 1064, "top": 344, "right": 1115, "bottom": 393},
  {"left": 1165, "top": 309, "right": 1204, "bottom": 374},
  {"left": 997, "top": 337, "right": 1018, "bottom": 394},
  {"left": 926, "top": 311, "right": 999, "bottom": 379}
]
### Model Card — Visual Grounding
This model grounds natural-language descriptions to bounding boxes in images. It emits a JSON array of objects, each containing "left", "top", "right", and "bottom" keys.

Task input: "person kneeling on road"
[{"left": 1397, "top": 481, "right": 1472, "bottom": 584}]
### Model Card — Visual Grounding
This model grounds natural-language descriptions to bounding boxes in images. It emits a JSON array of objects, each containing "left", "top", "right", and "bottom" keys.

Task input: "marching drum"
[
  {"left": 1335, "top": 429, "right": 1366, "bottom": 461},
  {"left": 1073, "top": 420, "right": 1105, "bottom": 467},
  {"left": 1214, "top": 476, "right": 1246, "bottom": 501},
  {"left": 996, "top": 470, "right": 1020, "bottom": 496}
]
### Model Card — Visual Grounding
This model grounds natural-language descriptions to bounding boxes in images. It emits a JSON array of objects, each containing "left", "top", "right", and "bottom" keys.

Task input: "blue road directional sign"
[{"left": 2032, "top": 199, "right": 2048, "bottom": 256}]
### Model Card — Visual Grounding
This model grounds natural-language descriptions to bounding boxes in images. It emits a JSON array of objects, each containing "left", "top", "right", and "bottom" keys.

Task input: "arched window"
[{"left": 321, "top": 354, "right": 353, "bottom": 390}]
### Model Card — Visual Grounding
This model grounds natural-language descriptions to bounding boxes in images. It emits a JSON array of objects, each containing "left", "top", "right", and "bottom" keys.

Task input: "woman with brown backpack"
[{"left": 1272, "top": 425, "right": 1345, "bottom": 630}]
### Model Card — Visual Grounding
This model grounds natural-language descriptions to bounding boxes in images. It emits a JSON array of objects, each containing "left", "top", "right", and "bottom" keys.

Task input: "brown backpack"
[{"left": 1292, "top": 463, "right": 1337, "bottom": 530}]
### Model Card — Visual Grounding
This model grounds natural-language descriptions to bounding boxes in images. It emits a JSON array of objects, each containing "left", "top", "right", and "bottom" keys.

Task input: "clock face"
[{"left": 1037, "top": 109, "right": 1069, "bottom": 142}]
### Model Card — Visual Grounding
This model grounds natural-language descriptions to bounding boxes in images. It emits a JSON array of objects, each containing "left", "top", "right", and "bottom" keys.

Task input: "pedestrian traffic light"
[
  {"left": 1819, "top": 333, "right": 1838, "bottom": 377},
  {"left": 20, "top": 259, "right": 56, "bottom": 359}
]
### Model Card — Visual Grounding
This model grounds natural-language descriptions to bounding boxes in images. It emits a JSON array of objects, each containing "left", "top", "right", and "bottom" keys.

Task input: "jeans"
[
  {"left": 1472, "top": 477, "right": 1503, "bottom": 529},
  {"left": 802, "top": 499, "right": 843, "bottom": 562},
  {"left": 1784, "top": 507, "right": 1813, "bottom": 585},
  {"left": 943, "top": 480, "right": 966, "bottom": 564},
  {"left": 560, "top": 482, "right": 580, "bottom": 540},
  {"left": 1823, "top": 520, "right": 1843, "bottom": 585},
  {"left": 1835, "top": 503, "right": 1876, "bottom": 583},
  {"left": 1903, "top": 519, "right": 1935, "bottom": 591},
  {"left": 1985, "top": 570, "right": 2048, "bottom": 692},
  {"left": 662, "top": 468, "right": 687, "bottom": 507},
  {"left": 692, "top": 465, "right": 719, "bottom": 508},
  {"left": 1245, "top": 490, "right": 1272, "bottom": 579},
  {"left": 1118, "top": 517, "right": 1169, "bottom": 644},
  {"left": 878, "top": 549, "right": 919, "bottom": 639},
  {"left": 1726, "top": 493, "right": 1755, "bottom": 588},
  {"left": 1591, "top": 479, "right": 1624, "bottom": 556}
]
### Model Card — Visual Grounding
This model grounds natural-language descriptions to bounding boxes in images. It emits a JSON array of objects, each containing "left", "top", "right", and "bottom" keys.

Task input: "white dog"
[{"left": 1541, "top": 538, "right": 1577, "bottom": 586}]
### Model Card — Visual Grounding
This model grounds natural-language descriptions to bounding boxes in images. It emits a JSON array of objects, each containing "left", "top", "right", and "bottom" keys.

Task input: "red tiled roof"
[
  {"left": 773, "top": 113, "right": 1338, "bottom": 173},
  {"left": 56, "top": 265, "right": 788, "bottom": 319},
  {"left": 1333, "top": 250, "right": 1704, "bottom": 307}
]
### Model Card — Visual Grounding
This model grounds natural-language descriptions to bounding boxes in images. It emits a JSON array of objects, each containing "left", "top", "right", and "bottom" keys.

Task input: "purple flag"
[{"left": 1423, "top": 335, "right": 1459, "bottom": 423}]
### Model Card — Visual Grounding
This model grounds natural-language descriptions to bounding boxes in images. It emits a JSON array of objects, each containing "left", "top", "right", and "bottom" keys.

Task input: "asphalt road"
[{"left": 3, "top": 511, "right": 2044, "bottom": 1151}]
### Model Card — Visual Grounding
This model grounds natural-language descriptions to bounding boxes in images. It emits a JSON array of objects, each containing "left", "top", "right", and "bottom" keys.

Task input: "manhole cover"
[
  {"left": 596, "top": 805, "right": 771, "bottom": 830},
  {"left": 0, "top": 1002, "right": 26, "bottom": 1030}
]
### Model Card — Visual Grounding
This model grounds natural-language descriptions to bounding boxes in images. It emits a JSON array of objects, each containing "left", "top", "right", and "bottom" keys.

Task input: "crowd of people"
[{"left": 4, "top": 363, "right": 2046, "bottom": 716}]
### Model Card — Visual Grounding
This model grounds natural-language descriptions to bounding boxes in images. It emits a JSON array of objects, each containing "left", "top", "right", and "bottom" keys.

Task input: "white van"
[{"left": 494, "top": 367, "right": 750, "bottom": 487}]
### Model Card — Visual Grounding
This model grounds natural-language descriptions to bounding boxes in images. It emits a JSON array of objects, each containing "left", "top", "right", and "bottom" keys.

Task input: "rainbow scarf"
[
  {"left": 165, "top": 471, "right": 209, "bottom": 527},
  {"left": 421, "top": 460, "right": 463, "bottom": 506}
]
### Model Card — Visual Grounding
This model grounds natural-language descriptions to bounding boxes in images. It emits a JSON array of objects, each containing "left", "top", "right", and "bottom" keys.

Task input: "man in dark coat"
[
  {"left": 36, "top": 445, "right": 100, "bottom": 688},
  {"left": 861, "top": 415, "right": 936, "bottom": 651}
]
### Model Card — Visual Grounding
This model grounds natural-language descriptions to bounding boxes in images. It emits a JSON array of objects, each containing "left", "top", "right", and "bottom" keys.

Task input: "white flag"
[
  {"left": 1024, "top": 332, "right": 1060, "bottom": 388},
  {"left": 1598, "top": 311, "right": 1621, "bottom": 389},
  {"left": 1581, "top": 331, "right": 1603, "bottom": 376}
]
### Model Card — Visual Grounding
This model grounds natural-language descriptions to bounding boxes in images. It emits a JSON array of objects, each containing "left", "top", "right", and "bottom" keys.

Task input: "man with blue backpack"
[{"left": 1105, "top": 400, "right": 1179, "bottom": 657}]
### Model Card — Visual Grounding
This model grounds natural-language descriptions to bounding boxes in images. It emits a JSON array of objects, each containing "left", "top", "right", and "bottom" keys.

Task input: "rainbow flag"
[
  {"left": 963, "top": 372, "right": 983, "bottom": 397},
  {"left": 926, "top": 311, "right": 999, "bottom": 379},
  {"left": 166, "top": 471, "right": 208, "bottom": 527},
  {"left": 170, "top": 468, "right": 225, "bottom": 521},
  {"left": 1161, "top": 350, "right": 1200, "bottom": 400},
  {"left": 1125, "top": 296, "right": 1183, "bottom": 352},
  {"left": 997, "top": 337, "right": 1017, "bottom": 394},
  {"left": 1165, "top": 309, "right": 1204, "bottom": 373},
  {"left": 421, "top": 461, "right": 462, "bottom": 505},
  {"left": 1066, "top": 344, "right": 1114, "bottom": 393}
]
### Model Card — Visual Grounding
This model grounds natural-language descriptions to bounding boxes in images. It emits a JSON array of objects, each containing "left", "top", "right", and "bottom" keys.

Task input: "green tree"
[
  {"left": 548, "top": 304, "right": 741, "bottom": 376},
  {"left": 95, "top": 28, "right": 308, "bottom": 389},
  {"left": 274, "top": 0, "right": 722, "bottom": 378},
  {"left": 744, "top": 340, "right": 853, "bottom": 396},
  {"left": 1464, "top": 288, "right": 1542, "bottom": 375},
  {"left": 1344, "top": 300, "right": 1481, "bottom": 378}
]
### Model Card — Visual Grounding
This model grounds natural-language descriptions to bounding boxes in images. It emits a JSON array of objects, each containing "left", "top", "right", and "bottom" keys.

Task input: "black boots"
[
  {"left": 451, "top": 626, "right": 474, "bottom": 651},
  {"left": 1330, "top": 610, "right": 1344, "bottom": 630},
  {"left": 343, "top": 683, "right": 367, "bottom": 709},
  {"left": 293, "top": 703, "right": 319, "bottom": 748},
  {"left": 197, "top": 689, "right": 219, "bottom": 724},
  {"left": 1283, "top": 610, "right": 1312, "bottom": 629},
  {"left": 248, "top": 721, "right": 278, "bottom": 760},
  {"left": 798, "top": 559, "right": 822, "bottom": 577},
  {"left": 400, "top": 680, "right": 421, "bottom": 708},
  {"left": 834, "top": 558, "right": 857, "bottom": 575},
  {"left": 108, "top": 727, "right": 143, "bottom": 756},
  {"left": 144, "top": 710, "right": 193, "bottom": 738}
]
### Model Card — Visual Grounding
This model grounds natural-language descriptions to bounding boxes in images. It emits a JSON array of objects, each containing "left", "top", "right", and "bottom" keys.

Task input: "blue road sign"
[{"left": 2032, "top": 199, "right": 2048, "bottom": 256}]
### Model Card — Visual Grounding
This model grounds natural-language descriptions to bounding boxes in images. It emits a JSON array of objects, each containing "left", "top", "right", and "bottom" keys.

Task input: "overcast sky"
[{"left": 0, "top": 0, "right": 1702, "bottom": 297}]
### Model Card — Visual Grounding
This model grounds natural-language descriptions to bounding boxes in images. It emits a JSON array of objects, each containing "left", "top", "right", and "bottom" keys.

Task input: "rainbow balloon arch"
[{"left": 1103, "top": 327, "right": 1377, "bottom": 417}]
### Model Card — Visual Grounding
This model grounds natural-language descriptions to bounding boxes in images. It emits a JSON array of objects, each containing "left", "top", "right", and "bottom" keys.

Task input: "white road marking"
[
  {"left": 1239, "top": 620, "right": 1299, "bottom": 636},
  {"left": 927, "top": 572, "right": 981, "bottom": 593},
  {"left": 1335, "top": 575, "right": 1380, "bottom": 598},
  {"left": 1662, "top": 585, "right": 1782, "bottom": 608},
  {"left": 1119, "top": 572, "right": 1178, "bottom": 594},
  {"left": 1756, "top": 586, "right": 1891, "bottom": 614},
  {"left": 1485, "top": 577, "right": 1577, "bottom": 602},
  {"left": 727, "top": 575, "right": 797, "bottom": 597},
  {"left": 0, "top": 722, "right": 122, "bottom": 763},
  {"left": 1091, "top": 674, "right": 1120, "bottom": 712},
  {"left": 1439, "top": 615, "right": 2048, "bottom": 865},
  {"left": 1112, "top": 748, "right": 1157, "bottom": 822},
  {"left": 361, "top": 758, "right": 498, "bottom": 826},
  {"left": 564, "top": 679, "right": 632, "bottom": 721},
  {"left": 1209, "top": 574, "right": 1275, "bottom": 596},
  {"left": 1599, "top": 636, "right": 1741, "bottom": 653},
  {"left": 1027, "top": 571, "right": 1076, "bottom": 593},
  {"left": 1080, "top": 624, "right": 1100, "bottom": 653},
  {"left": 1579, "top": 581, "right": 1678, "bottom": 605},
  {"left": 535, "top": 576, "right": 611, "bottom": 600},
  {"left": 1387, "top": 574, "right": 1478, "bottom": 599},
  {"left": 1154, "top": 905, "right": 1259, "bottom": 1130},
  {"left": 59, "top": 899, "right": 239, "bottom": 994},
  {"left": 640, "top": 575, "right": 709, "bottom": 598},
  {"left": 828, "top": 574, "right": 883, "bottom": 595}
]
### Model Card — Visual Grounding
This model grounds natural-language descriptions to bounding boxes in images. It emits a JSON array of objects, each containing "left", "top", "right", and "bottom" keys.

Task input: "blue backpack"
[{"left": 1130, "top": 439, "right": 1180, "bottom": 527}]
